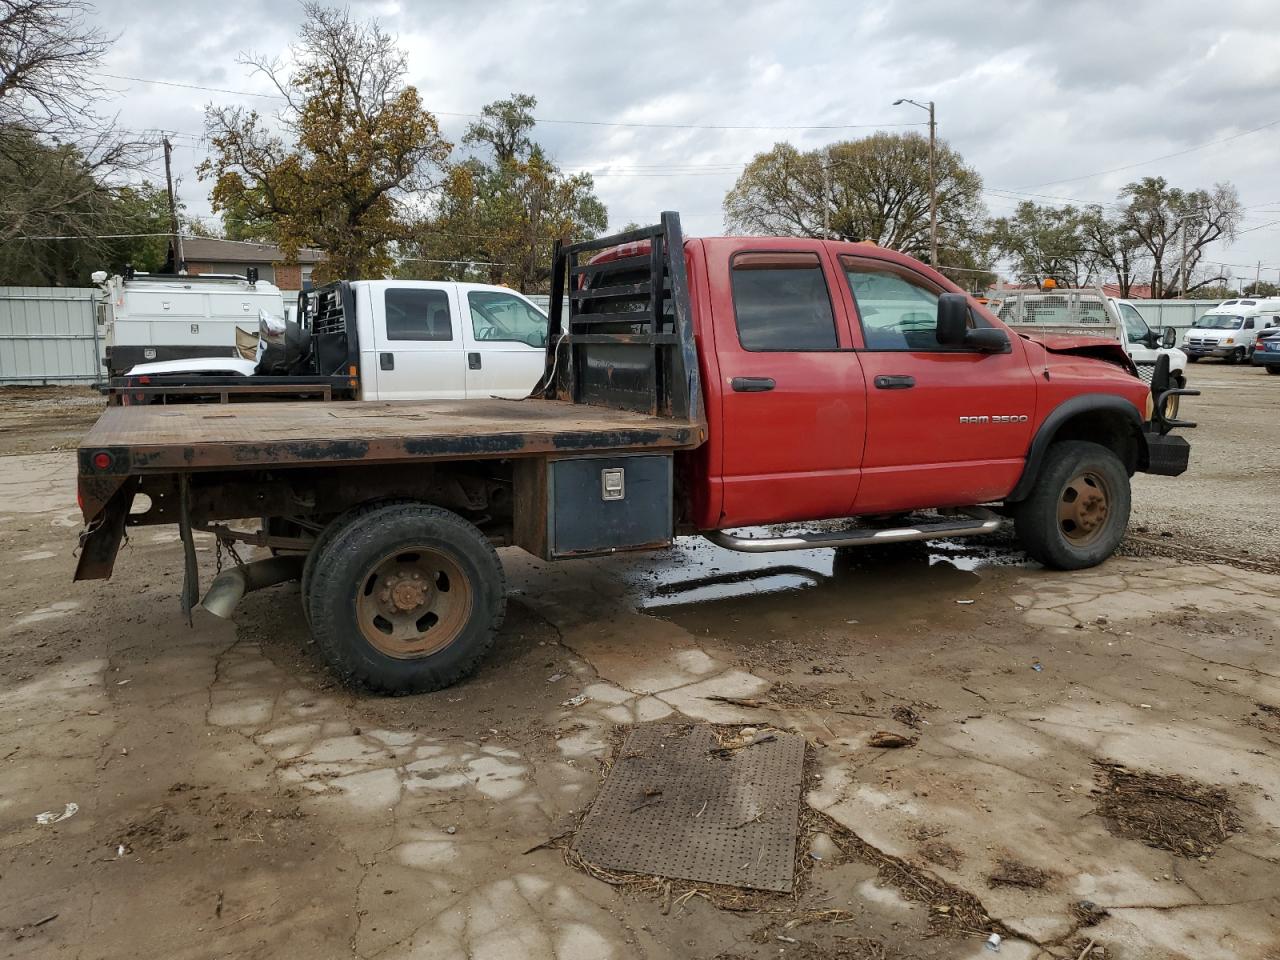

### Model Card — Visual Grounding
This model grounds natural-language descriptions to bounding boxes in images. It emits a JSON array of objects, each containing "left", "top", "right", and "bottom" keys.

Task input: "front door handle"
[
  {"left": 874, "top": 374, "right": 915, "bottom": 390},
  {"left": 379, "top": 352, "right": 395, "bottom": 371},
  {"left": 731, "top": 376, "right": 775, "bottom": 393},
  {"left": 467, "top": 351, "right": 481, "bottom": 370}
]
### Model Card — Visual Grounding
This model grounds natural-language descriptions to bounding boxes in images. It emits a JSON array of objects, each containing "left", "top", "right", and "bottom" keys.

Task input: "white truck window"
[
  {"left": 468, "top": 291, "right": 548, "bottom": 347},
  {"left": 1118, "top": 303, "right": 1151, "bottom": 343},
  {"left": 386, "top": 289, "right": 452, "bottom": 341}
]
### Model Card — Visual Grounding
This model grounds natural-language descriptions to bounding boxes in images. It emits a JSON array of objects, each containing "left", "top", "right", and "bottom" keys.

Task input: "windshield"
[{"left": 1194, "top": 314, "right": 1242, "bottom": 330}]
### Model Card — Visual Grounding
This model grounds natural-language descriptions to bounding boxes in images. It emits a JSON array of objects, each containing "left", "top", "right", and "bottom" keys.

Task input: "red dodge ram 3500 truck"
[{"left": 73, "top": 213, "right": 1194, "bottom": 693}]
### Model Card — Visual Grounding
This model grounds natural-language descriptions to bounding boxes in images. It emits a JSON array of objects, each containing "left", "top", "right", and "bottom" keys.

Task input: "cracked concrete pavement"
[{"left": 2, "top": 369, "right": 1280, "bottom": 960}]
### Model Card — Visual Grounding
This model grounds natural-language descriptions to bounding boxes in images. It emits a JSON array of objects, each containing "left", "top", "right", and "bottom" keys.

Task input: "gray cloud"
[{"left": 89, "top": 0, "right": 1280, "bottom": 272}]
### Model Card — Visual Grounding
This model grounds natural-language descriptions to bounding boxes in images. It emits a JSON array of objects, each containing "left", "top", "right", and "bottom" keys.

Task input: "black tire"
[
  {"left": 1226, "top": 348, "right": 1245, "bottom": 365},
  {"left": 1185, "top": 355, "right": 1199, "bottom": 363},
  {"left": 1267, "top": 365, "right": 1280, "bottom": 376},
  {"left": 301, "top": 499, "right": 416, "bottom": 623},
  {"left": 306, "top": 502, "right": 505, "bottom": 694},
  {"left": 1011, "top": 441, "right": 1131, "bottom": 570}
]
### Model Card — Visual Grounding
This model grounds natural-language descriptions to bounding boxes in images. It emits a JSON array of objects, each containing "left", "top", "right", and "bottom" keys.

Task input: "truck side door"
[
  {"left": 707, "top": 243, "right": 867, "bottom": 527},
  {"left": 1118, "top": 301, "right": 1156, "bottom": 365},
  {"left": 459, "top": 288, "right": 548, "bottom": 399},
  {"left": 837, "top": 255, "right": 1036, "bottom": 513},
  {"left": 370, "top": 284, "right": 466, "bottom": 400}
]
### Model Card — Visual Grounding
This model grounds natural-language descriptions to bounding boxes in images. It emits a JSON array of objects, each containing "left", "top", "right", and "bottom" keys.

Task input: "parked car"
[
  {"left": 111, "top": 280, "right": 550, "bottom": 403},
  {"left": 1182, "top": 298, "right": 1280, "bottom": 363},
  {"left": 1251, "top": 326, "right": 1280, "bottom": 374},
  {"left": 74, "top": 212, "right": 1196, "bottom": 694}
]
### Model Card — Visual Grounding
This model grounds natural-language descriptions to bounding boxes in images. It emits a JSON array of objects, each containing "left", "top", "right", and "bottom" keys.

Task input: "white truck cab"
[
  {"left": 352, "top": 280, "right": 548, "bottom": 400},
  {"left": 123, "top": 279, "right": 550, "bottom": 401},
  {"left": 1182, "top": 298, "right": 1280, "bottom": 363},
  {"left": 991, "top": 287, "right": 1188, "bottom": 387}
]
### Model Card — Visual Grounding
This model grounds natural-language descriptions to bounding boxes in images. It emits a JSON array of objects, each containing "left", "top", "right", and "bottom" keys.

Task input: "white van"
[
  {"left": 94, "top": 270, "right": 286, "bottom": 376},
  {"left": 1182, "top": 298, "right": 1280, "bottom": 363}
]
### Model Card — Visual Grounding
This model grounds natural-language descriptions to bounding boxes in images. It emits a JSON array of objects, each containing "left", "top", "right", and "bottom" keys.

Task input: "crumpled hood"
[{"left": 1017, "top": 332, "right": 1137, "bottom": 375}]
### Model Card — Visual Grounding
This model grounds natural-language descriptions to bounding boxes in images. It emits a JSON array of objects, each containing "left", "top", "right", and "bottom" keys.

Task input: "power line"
[
  {"left": 98, "top": 71, "right": 925, "bottom": 132},
  {"left": 1023, "top": 117, "right": 1280, "bottom": 189}
]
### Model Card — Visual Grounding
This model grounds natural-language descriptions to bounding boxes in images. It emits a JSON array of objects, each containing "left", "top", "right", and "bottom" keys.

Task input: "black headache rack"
[
  {"left": 299, "top": 280, "right": 361, "bottom": 379},
  {"left": 544, "top": 211, "right": 703, "bottom": 423}
]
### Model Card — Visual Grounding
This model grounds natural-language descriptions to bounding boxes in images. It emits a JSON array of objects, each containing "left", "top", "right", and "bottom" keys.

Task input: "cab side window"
[
  {"left": 842, "top": 258, "right": 954, "bottom": 350},
  {"left": 730, "top": 252, "right": 838, "bottom": 351},
  {"left": 468, "top": 291, "right": 548, "bottom": 347},
  {"left": 385, "top": 288, "right": 452, "bottom": 341},
  {"left": 1244, "top": 318, "right": 1255, "bottom": 330},
  {"left": 1119, "top": 303, "right": 1151, "bottom": 343}
]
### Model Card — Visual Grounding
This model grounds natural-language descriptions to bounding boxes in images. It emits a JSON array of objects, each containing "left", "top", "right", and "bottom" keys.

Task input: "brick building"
[{"left": 172, "top": 238, "right": 324, "bottom": 296}]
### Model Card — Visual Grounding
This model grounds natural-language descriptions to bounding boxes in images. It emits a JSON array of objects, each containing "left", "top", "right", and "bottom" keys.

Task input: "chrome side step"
[{"left": 704, "top": 507, "right": 1004, "bottom": 554}]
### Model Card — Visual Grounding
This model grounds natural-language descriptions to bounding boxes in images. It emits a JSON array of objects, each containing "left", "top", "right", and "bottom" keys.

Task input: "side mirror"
[
  {"left": 1161, "top": 327, "right": 1177, "bottom": 349},
  {"left": 935, "top": 293, "right": 970, "bottom": 346},
  {"left": 963, "top": 327, "right": 1010, "bottom": 352}
]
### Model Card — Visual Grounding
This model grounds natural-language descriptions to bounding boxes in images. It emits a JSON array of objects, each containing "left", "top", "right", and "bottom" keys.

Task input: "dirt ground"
[{"left": 1, "top": 364, "right": 1278, "bottom": 960}]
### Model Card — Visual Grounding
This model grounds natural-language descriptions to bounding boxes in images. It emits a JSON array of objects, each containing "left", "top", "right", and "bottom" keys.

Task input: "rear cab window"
[
  {"left": 385, "top": 288, "right": 452, "bottom": 341},
  {"left": 729, "top": 252, "right": 838, "bottom": 351}
]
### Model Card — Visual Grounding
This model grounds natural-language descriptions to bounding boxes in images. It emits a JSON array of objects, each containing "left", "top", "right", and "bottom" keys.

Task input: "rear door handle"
[
  {"left": 874, "top": 375, "right": 915, "bottom": 390},
  {"left": 467, "top": 351, "right": 481, "bottom": 370},
  {"left": 379, "top": 352, "right": 395, "bottom": 371},
  {"left": 731, "top": 376, "right": 775, "bottom": 392}
]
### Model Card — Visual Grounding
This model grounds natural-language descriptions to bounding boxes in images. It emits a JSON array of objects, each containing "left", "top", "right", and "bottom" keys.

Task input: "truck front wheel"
[
  {"left": 306, "top": 503, "right": 505, "bottom": 694},
  {"left": 1012, "top": 441, "right": 1131, "bottom": 570}
]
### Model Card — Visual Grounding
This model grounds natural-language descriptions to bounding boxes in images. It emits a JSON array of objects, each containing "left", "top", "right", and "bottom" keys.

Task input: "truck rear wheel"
[
  {"left": 1012, "top": 441, "right": 1130, "bottom": 570},
  {"left": 306, "top": 503, "right": 505, "bottom": 694}
]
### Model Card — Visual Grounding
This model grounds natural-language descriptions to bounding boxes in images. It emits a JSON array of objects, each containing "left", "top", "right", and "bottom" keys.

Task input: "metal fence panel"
[
  {"left": 0, "top": 286, "right": 101, "bottom": 384},
  {"left": 1124, "top": 300, "right": 1220, "bottom": 332}
]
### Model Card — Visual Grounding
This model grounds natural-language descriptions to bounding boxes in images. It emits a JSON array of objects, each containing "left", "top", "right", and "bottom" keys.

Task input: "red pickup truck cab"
[{"left": 74, "top": 213, "right": 1193, "bottom": 693}]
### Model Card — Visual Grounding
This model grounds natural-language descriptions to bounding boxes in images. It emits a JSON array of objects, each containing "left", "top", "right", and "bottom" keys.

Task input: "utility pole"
[
  {"left": 893, "top": 98, "right": 937, "bottom": 265},
  {"left": 1178, "top": 221, "right": 1188, "bottom": 298},
  {"left": 927, "top": 100, "right": 937, "bottom": 267},
  {"left": 162, "top": 136, "right": 184, "bottom": 274},
  {"left": 822, "top": 149, "right": 831, "bottom": 241},
  {"left": 1256, "top": 260, "right": 1263, "bottom": 295}
]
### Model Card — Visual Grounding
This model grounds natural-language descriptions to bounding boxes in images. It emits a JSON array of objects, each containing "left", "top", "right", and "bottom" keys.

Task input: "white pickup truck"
[
  {"left": 111, "top": 279, "right": 550, "bottom": 404},
  {"left": 990, "top": 287, "right": 1189, "bottom": 417},
  {"left": 990, "top": 287, "right": 1188, "bottom": 384}
]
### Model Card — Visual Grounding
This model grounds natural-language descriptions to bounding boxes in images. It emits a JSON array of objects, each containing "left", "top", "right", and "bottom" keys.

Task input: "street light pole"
[{"left": 893, "top": 98, "right": 937, "bottom": 265}]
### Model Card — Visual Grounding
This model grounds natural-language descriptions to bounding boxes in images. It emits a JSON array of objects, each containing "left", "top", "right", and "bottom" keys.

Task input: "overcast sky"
[{"left": 92, "top": 0, "right": 1280, "bottom": 283}]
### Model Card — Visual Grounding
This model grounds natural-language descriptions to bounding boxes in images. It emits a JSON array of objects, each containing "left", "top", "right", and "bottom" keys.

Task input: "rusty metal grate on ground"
[{"left": 572, "top": 724, "right": 805, "bottom": 892}]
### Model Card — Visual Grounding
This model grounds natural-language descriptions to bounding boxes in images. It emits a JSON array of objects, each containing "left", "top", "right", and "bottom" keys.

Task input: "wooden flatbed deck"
[{"left": 81, "top": 398, "right": 704, "bottom": 474}]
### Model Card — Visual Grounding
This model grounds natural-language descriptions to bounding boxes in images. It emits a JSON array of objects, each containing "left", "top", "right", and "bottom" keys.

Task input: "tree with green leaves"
[
  {"left": 1118, "top": 177, "right": 1242, "bottom": 298},
  {"left": 200, "top": 3, "right": 452, "bottom": 282},
  {"left": 989, "top": 202, "right": 1102, "bottom": 287},
  {"left": 0, "top": 127, "right": 169, "bottom": 283},
  {"left": 401, "top": 93, "right": 607, "bottom": 292},
  {"left": 722, "top": 133, "right": 986, "bottom": 267}
]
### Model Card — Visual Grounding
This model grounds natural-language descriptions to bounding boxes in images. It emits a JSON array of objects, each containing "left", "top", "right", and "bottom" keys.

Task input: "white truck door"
[
  {"left": 1118, "top": 302, "right": 1157, "bottom": 364},
  {"left": 459, "top": 288, "right": 549, "bottom": 399},
  {"left": 370, "top": 284, "right": 466, "bottom": 400}
]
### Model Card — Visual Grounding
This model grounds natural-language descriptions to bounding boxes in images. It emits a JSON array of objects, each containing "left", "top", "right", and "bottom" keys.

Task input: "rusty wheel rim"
[
  {"left": 354, "top": 546, "right": 473, "bottom": 659},
  {"left": 1057, "top": 470, "right": 1111, "bottom": 546}
]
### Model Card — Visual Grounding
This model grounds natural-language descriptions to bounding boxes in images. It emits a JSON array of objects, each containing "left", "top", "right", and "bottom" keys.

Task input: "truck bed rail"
[{"left": 544, "top": 212, "right": 703, "bottom": 424}]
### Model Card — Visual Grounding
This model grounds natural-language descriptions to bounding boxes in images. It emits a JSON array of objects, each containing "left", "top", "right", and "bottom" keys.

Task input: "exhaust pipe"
[
  {"left": 200, "top": 555, "right": 304, "bottom": 619},
  {"left": 704, "top": 507, "right": 1004, "bottom": 554}
]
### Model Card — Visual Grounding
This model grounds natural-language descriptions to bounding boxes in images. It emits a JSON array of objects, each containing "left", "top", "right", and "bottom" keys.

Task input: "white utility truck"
[
  {"left": 109, "top": 279, "right": 550, "bottom": 404},
  {"left": 93, "top": 269, "right": 286, "bottom": 377},
  {"left": 990, "top": 286, "right": 1188, "bottom": 416},
  {"left": 1181, "top": 297, "right": 1280, "bottom": 363}
]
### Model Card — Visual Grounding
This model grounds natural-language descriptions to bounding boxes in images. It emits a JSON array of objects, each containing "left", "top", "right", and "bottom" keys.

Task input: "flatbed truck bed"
[{"left": 82, "top": 397, "right": 702, "bottom": 474}]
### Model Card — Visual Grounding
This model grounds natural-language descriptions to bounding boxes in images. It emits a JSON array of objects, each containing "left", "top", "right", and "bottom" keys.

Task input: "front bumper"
[
  {"left": 1143, "top": 431, "right": 1191, "bottom": 476},
  {"left": 1183, "top": 344, "right": 1232, "bottom": 357}
]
